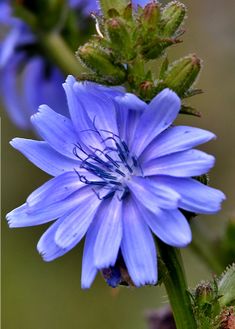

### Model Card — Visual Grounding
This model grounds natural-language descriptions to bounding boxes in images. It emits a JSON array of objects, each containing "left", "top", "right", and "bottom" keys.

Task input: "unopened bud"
[
  {"left": 163, "top": 54, "right": 202, "bottom": 97},
  {"left": 141, "top": 37, "right": 179, "bottom": 60},
  {"left": 160, "top": 1, "right": 186, "bottom": 37},
  {"left": 141, "top": 2, "right": 160, "bottom": 31},
  {"left": 107, "top": 17, "right": 134, "bottom": 59},
  {"left": 139, "top": 80, "right": 154, "bottom": 101},
  {"left": 77, "top": 43, "right": 126, "bottom": 84},
  {"left": 123, "top": 3, "right": 133, "bottom": 21},
  {"left": 195, "top": 282, "right": 214, "bottom": 306}
]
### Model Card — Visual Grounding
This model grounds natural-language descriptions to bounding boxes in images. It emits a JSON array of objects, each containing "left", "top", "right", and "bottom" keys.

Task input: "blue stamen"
[
  {"left": 102, "top": 191, "right": 116, "bottom": 200},
  {"left": 115, "top": 169, "right": 126, "bottom": 177},
  {"left": 108, "top": 180, "right": 122, "bottom": 186},
  {"left": 104, "top": 154, "right": 120, "bottom": 168},
  {"left": 74, "top": 130, "right": 137, "bottom": 200},
  {"left": 122, "top": 141, "right": 129, "bottom": 154},
  {"left": 132, "top": 156, "right": 138, "bottom": 167}
]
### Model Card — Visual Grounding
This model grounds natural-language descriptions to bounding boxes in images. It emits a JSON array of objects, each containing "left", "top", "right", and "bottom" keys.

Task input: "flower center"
[{"left": 73, "top": 134, "right": 141, "bottom": 200}]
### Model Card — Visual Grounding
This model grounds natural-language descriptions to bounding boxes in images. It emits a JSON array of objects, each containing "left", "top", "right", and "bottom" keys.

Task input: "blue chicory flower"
[{"left": 6, "top": 76, "right": 225, "bottom": 288}]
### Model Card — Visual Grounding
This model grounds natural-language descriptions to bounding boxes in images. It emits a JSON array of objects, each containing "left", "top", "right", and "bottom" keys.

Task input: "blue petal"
[
  {"left": 63, "top": 76, "right": 103, "bottom": 150},
  {"left": 141, "top": 126, "right": 216, "bottom": 163},
  {"left": 79, "top": 81, "right": 125, "bottom": 98},
  {"left": 73, "top": 81, "right": 119, "bottom": 139},
  {"left": 7, "top": 189, "right": 88, "bottom": 227},
  {"left": 0, "top": 55, "right": 29, "bottom": 129},
  {"left": 22, "top": 57, "right": 67, "bottom": 120},
  {"left": 115, "top": 93, "right": 146, "bottom": 142},
  {"left": 93, "top": 196, "right": 122, "bottom": 268},
  {"left": 126, "top": 176, "right": 180, "bottom": 212},
  {"left": 0, "top": 27, "right": 20, "bottom": 66},
  {"left": 55, "top": 189, "right": 101, "bottom": 248},
  {"left": 125, "top": 110, "right": 143, "bottom": 148},
  {"left": 37, "top": 219, "right": 77, "bottom": 262},
  {"left": 131, "top": 89, "right": 181, "bottom": 157},
  {"left": 137, "top": 203, "right": 192, "bottom": 247},
  {"left": 10, "top": 138, "right": 79, "bottom": 176},
  {"left": 115, "top": 93, "right": 147, "bottom": 112},
  {"left": 31, "top": 105, "right": 79, "bottom": 159},
  {"left": 121, "top": 198, "right": 157, "bottom": 287},
  {"left": 81, "top": 218, "right": 101, "bottom": 289},
  {"left": 154, "top": 176, "right": 226, "bottom": 214},
  {"left": 143, "top": 150, "right": 215, "bottom": 177},
  {"left": 26, "top": 171, "right": 84, "bottom": 210},
  {"left": 0, "top": 3, "right": 12, "bottom": 24},
  {"left": 21, "top": 57, "right": 45, "bottom": 115}
]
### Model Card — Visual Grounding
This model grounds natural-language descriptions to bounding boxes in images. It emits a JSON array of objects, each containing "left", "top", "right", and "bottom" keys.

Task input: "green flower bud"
[
  {"left": 107, "top": 8, "right": 120, "bottom": 18},
  {"left": 141, "top": 2, "right": 161, "bottom": 31},
  {"left": 159, "top": 56, "right": 169, "bottom": 80},
  {"left": 76, "top": 43, "right": 126, "bottom": 84},
  {"left": 141, "top": 37, "right": 179, "bottom": 60},
  {"left": 195, "top": 282, "right": 214, "bottom": 306},
  {"left": 163, "top": 54, "right": 202, "bottom": 97},
  {"left": 160, "top": 1, "right": 186, "bottom": 37},
  {"left": 139, "top": 80, "right": 154, "bottom": 101},
  {"left": 123, "top": 4, "right": 133, "bottom": 22},
  {"left": 106, "top": 17, "right": 134, "bottom": 59}
]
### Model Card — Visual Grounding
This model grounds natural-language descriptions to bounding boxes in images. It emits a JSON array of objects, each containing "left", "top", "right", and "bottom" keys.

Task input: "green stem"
[
  {"left": 37, "top": 32, "right": 85, "bottom": 76},
  {"left": 190, "top": 221, "right": 223, "bottom": 274},
  {"left": 157, "top": 240, "right": 197, "bottom": 329},
  {"left": 13, "top": 5, "right": 85, "bottom": 77}
]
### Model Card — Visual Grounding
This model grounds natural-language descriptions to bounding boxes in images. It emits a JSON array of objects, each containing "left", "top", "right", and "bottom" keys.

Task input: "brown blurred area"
[{"left": 1, "top": 1, "right": 235, "bottom": 329}]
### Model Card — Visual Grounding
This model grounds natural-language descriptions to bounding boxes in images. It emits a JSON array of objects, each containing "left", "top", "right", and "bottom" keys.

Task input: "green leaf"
[
  {"left": 218, "top": 263, "right": 235, "bottom": 307},
  {"left": 159, "top": 56, "right": 169, "bottom": 79},
  {"left": 180, "top": 105, "right": 201, "bottom": 117}
]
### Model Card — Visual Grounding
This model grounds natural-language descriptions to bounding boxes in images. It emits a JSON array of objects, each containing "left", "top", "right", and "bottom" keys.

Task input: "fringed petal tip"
[{"left": 6, "top": 204, "right": 27, "bottom": 228}]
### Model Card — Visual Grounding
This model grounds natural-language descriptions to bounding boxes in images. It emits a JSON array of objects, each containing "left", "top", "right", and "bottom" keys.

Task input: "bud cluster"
[
  {"left": 190, "top": 264, "right": 235, "bottom": 328},
  {"left": 76, "top": 1, "right": 202, "bottom": 108}
]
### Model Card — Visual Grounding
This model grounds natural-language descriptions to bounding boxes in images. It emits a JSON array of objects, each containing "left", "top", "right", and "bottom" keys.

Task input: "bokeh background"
[{"left": 2, "top": 1, "right": 235, "bottom": 328}]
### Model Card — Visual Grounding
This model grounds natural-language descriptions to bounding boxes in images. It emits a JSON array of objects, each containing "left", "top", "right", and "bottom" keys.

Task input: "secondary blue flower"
[
  {"left": 6, "top": 76, "right": 225, "bottom": 288},
  {"left": 0, "top": 3, "right": 67, "bottom": 129},
  {"left": 69, "top": 0, "right": 99, "bottom": 14},
  {"left": 0, "top": 0, "right": 96, "bottom": 129},
  {"left": 132, "top": 0, "right": 150, "bottom": 7}
]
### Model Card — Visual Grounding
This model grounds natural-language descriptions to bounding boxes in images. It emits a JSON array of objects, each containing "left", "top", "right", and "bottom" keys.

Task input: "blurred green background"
[{"left": 2, "top": 1, "right": 235, "bottom": 328}]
